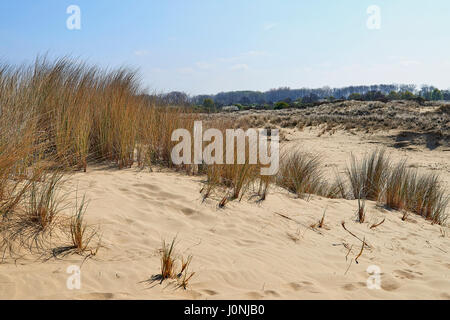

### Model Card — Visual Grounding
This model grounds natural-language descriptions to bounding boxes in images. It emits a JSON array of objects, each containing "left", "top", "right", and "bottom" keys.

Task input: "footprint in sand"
[
  {"left": 132, "top": 183, "right": 160, "bottom": 192},
  {"left": 181, "top": 207, "right": 196, "bottom": 216},
  {"left": 402, "top": 259, "right": 421, "bottom": 267},
  {"left": 202, "top": 289, "right": 218, "bottom": 296},
  {"left": 246, "top": 291, "right": 264, "bottom": 299},
  {"left": 381, "top": 279, "right": 401, "bottom": 292},
  {"left": 288, "top": 281, "right": 320, "bottom": 293},
  {"left": 441, "top": 292, "right": 450, "bottom": 299},
  {"left": 393, "top": 269, "right": 421, "bottom": 280},
  {"left": 76, "top": 292, "right": 115, "bottom": 299},
  {"left": 0, "top": 275, "right": 16, "bottom": 296},
  {"left": 264, "top": 290, "right": 281, "bottom": 297},
  {"left": 342, "top": 283, "right": 361, "bottom": 291}
]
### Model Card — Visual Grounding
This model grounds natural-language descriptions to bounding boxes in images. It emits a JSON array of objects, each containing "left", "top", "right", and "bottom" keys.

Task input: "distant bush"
[
  {"left": 362, "top": 91, "right": 388, "bottom": 102},
  {"left": 274, "top": 101, "right": 290, "bottom": 110},
  {"left": 400, "top": 91, "right": 416, "bottom": 100},
  {"left": 202, "top": 98, "right": 215, "bottom": 113},
  {"left": 387, "top": 91, "right": 401, "bottom": 100},
  {"left": 348, "top": 93, "right": 363, "bottom": 101}
]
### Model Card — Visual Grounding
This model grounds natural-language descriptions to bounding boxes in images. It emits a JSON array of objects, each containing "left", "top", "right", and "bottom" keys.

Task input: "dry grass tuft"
[
  {"left": 160, "top": 237, "right": 177, "bottom": 280},
  {"left": 69, "top": 194, "right": 99, "bottom": 255},
  {"left": 342, "top": 150, "right": 448, "bottom": 225},
  {"left": 357, "top": 197, "right": 366, "bottom": 223},
  {"left": 257, "top": 174, "right": 272, "bottom": 201},
  {"left": 385, "top": 162, "right": 448, "bottom": 224},
  {"left": 401, "top": 210, "right": 409, "bottom": 221},
  {"left": 318, "top": 209, "right": 326, "bottom": 228},
  {"left": 276, "top": 149, "right": 328, "bottom": 198},
  {"left": 199, "top": 121, "right": 276, "bottom": 205},
  {"left": 151, "top": 237, "right": 195, "bottom": 290},
  {"left": 346, "top": 149, "right": 390, "bottom": 201},
  {"left": 0, "top": 171, "right": 66, "bottom": 257},
  {"left": 218, "top": 195, "right": 229, "bottom": 208},
  {"left": 26, "top": 172, "right": 64, "bottom": 231},
  {"left": 177, "top": 255, "right": 195, "bottom": 290}
]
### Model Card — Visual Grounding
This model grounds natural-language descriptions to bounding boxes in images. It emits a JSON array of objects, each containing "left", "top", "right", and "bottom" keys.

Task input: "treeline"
[
  {"left": 155, "top": 84, "right": 450, "bottom": 110},
  {"left": 194, "top": 85, "right": 449, "bottom": 106}
]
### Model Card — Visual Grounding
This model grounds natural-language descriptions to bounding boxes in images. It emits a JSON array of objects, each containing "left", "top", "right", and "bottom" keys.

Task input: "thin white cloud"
[
  {"left": 151, "top": 67, "right": 164, "bottom": 73},
  {"left": 388, "top": 55, "right": 401, "bottom": 61},
  {"left": 195, "top": 62, "right": 214, "bottom": 70},
  {"left": 317, "top": 61, "right": 332, "bottom": 68},
  {"left": 230, "top": 64, "right": 249, "bottom": 71},
  {"left": 243, "top": 50, "right": 269, "bottom": 57},
  {"left": 177, "top": 67, "right": 195, "bottom": 75},
  {"left": 218, "top": 50, "right": 269, "bottom": 63},
  {"left": 181, "top": 51, "right": 264, "bottom": 75},
  {"left": 399, "top": 60, "right": 420, "bottom": 67},
  {"left": 388, "top": 56, "right": 421, "bottom": 67},
  {"left": 264, "top": 23, "right": 277, "bottom": 31},
  {"left": 134, "top": 50, "right": 150, "bottom": 57},
  {"left": 218, "top": 56, "right": 240, "bottom": 63}
]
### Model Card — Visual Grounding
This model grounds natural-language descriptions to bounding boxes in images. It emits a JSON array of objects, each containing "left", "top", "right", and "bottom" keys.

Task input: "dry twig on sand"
[
  {"left": 370, "top": 218, "right": 385, "bottom": 229},
  {"left": 341, "top": 221, "right": 371, "bottom": 248},
  {"left": 355, "top": 237, "right": 365, "bottom": 264}
]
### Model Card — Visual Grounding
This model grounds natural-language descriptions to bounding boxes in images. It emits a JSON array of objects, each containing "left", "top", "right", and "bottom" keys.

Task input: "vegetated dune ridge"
[
  {"left": 218, "top": 100, "right": 450, "bottom": 149},
  {"left": 1, "top": 127, "right": 448, "bottom": 300}
]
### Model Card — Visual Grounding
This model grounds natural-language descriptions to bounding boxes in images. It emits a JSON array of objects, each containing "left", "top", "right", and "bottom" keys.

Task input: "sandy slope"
[
  {"left": 0, "top": 128, "right": 449, "bottom": 300},
  {"left": 282, "top": 127, "right": 450, "bottom": 190}
]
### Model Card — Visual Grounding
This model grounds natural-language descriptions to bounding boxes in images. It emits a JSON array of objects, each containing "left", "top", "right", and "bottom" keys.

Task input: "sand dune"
[{"left": 0, "top": 128, "right": 449, "bottom": 300}]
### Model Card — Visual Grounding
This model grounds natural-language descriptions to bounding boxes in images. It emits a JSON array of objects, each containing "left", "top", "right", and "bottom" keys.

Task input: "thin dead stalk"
[
  {"left": 341, "top": 221, "right": 371, "bottom": 249},
  {"left": 355, "top": 237, "right": 365, "bottom": 264},
  {"left": 370, "top": 218, "right": 385, "bottom": 229}
]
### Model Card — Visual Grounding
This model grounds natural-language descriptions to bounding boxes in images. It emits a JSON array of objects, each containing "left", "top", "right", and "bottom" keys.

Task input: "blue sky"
[{"left": 1, "top": 0, "right": 449, "bottom": 94}]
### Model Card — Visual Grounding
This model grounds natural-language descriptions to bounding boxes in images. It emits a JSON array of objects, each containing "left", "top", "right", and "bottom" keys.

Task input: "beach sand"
[{"left": 1, "top": 128, "right": 449, "bottom": 300}]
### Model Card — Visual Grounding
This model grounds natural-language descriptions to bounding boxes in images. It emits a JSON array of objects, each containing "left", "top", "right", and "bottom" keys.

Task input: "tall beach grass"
[{"left": 0, "top": 56, "right": 196, "bottom": 257}]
